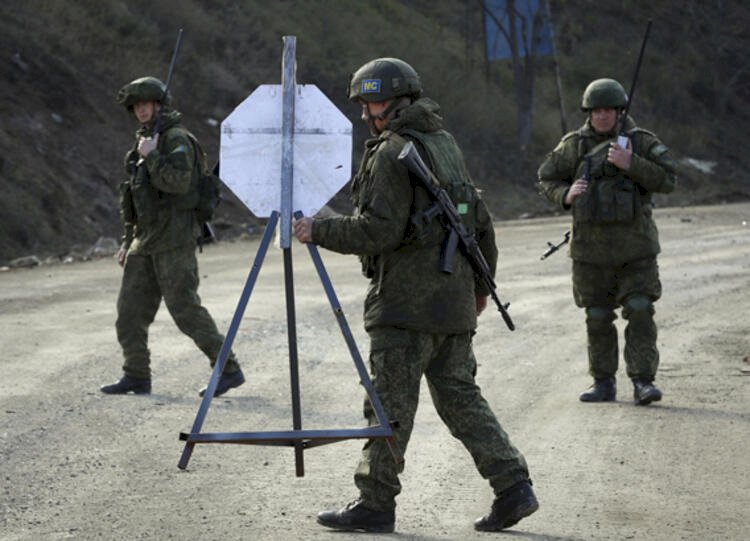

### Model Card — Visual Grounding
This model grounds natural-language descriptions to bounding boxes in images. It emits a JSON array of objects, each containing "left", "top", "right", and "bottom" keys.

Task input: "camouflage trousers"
[
  {"left": 354, "top": 327, "right": 530, "bottom": 512},
  {"left": 572, "top": 257, "right": 662, "bottom": 380},
  {"left": 115, "top": 246, "right": 239, "bottom": 379}
]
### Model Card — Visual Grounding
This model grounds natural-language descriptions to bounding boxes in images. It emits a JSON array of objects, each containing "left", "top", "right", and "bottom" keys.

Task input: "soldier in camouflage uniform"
[
  {"left": 100, "top": 76, "right": 244, "bottom": 397},
  {"left": 537, "top": 78, "right": 676, "bottom": 405},
  {"left": 294, "top": 58, "right": 538, "bottom": 533}
]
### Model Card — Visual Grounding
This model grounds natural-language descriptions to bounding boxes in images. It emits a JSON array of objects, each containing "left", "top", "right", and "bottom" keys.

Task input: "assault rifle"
[
  {"left": 540, "top": 157, "right": 591, "bottom": 260},
  {"left": 397, "top": 141, "right": 515, "bottom": 331},
  {"left": 616, "top": 20, "right": 652, "bottom": 149},
  {"left": 136, "top": 29, "right": 183, "bottom": 166},
  {"left": 153, "top": 28, "right": 183, "bottom": 136},
  {"left": 540, "top": 230, "right": 570, "bottom": 260}
]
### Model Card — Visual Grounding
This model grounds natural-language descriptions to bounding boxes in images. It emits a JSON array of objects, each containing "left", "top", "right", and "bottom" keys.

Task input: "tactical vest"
[
  {"left": 566, "top": 127, "right": 661, "bottom": 265},
  {"left": 571, "top": 128, "right": 650, "bottom": 224},
  {"left": 353, "top": 128, "right": 482, "bottom": 279},
  {"left": 125, "top": 126, "right": 200, "bottom": 226},
  {"left": 395, "top": 128, "right": 481, "bottom": 237}
]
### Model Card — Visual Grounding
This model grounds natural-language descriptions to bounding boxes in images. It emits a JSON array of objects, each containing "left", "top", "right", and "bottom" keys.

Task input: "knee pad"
[
  {"left": 586, "top": 306, "right": 616, "bottom": 331},
  {"left": 622, "top": 294, "right": 654, "bottom": 320}
]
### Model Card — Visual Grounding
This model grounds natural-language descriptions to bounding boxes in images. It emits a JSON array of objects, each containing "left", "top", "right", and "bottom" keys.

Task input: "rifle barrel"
[
  {"left": 619, "top": 20, "right": 652, "bottom": 133},
  {"left": 153, "top": 28, "right": 184, "bottom": 135}
]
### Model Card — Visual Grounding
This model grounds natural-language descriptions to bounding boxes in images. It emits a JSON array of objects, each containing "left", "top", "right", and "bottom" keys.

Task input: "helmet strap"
[{"left": 375, "top": 96, "right": 410, "bottom": 121}]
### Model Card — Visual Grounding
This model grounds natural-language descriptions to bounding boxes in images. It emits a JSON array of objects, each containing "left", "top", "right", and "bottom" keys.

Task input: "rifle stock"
[{"left": 397, "top": 141, "right": 515, "bottom": 331}]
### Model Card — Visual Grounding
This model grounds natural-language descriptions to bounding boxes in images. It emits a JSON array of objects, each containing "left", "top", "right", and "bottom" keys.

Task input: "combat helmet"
[
  {"left": 347, "top": 58, "right": 422, "bottom": 102},
  {"left": 117, "top": 76, "right": 171, "bottom": 110},
  {"left": 581, "top": 78, "right": 627, "bottom": 111}
]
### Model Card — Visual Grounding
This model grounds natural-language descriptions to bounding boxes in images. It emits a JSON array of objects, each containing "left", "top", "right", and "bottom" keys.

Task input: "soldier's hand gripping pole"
[{"left": 397, "top": 141, "right": 515, "bottom": 331}]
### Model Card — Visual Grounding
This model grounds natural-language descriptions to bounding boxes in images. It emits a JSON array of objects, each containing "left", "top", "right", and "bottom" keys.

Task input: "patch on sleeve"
[
  {"left": 170, "top": 143, "right": 188, "bottom": 156},
  {"left": 650, "top": 143, "right": 669, "bottom": 157},
  {"left": 168, "top": 143, "right": 191, "bottom": 169},
  {"left": 361, "top": 79, "right": 381, "bottom": 94}
]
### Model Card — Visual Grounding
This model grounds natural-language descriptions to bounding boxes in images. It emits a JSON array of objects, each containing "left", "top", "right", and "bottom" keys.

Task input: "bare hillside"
[{"left": 1, "top": 0, "right": 748, "bottom": 264}]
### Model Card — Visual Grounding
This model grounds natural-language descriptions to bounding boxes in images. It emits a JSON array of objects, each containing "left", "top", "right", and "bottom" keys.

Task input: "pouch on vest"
[
  {"left": 130, "top": 166, "right": 162, "bottom": 225},
  {"left": 360, "top": 254, "right": 377, "bottom": 279},
  {"left": 572, "top": 139, "right": 638, "bottom": 224},
  {"left": 186, "top": 133, "right": 221, "bottom": 223},
  {"left": 392, "top": 129, "right": 480, "bottom": 245}
]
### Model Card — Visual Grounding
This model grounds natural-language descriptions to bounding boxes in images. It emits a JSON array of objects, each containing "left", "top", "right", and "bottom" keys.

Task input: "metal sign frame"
[{"left": 178, "top": 37, "right": 400, "bottom": 476}]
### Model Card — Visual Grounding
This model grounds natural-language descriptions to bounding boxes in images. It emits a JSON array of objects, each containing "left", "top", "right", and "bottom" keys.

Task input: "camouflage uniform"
[
  {"left": 116, "top": 109, "right": 240, "bottom": 379},
  {"left": 312, "top": 98, "right": 530, "bottom": 512},
  {"left": 537, "top": 114, "right": 676, "bottom": 381}
]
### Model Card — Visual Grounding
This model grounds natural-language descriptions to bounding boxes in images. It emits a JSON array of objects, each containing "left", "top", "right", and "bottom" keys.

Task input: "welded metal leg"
[
  {"left": 283, "top": 245, "right": 305, "bottom": 476},
  {"left": 178, "top": 210, "right": 400, "bottom": 471},
  {"left": 294, "top": 211, "right": 402, "bottom": 464},
  {"left": 178, "top": 211, "right": 280, "bottom": 470}
]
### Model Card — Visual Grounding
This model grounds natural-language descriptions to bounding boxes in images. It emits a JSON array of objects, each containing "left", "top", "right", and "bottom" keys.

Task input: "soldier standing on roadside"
[
  {"left": 100, "top": 76, "right": 244, "bottom": 397},
  {"left": 294, "top": 58, "right": 538, "bottom": 534},
  {"left": 537, "top": 78, "right": 676, "bottom": 405}
]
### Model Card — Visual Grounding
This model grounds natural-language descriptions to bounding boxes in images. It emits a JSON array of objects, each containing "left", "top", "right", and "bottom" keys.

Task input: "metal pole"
[
  {"left": 280, "top": 35, "right": 303, "bottom": 475},
  {"left": 280, "top": 36, "right": 296, "bottom": 249},
  {"left": 283, "top": 244, "right": 304, "bottom": 476}
]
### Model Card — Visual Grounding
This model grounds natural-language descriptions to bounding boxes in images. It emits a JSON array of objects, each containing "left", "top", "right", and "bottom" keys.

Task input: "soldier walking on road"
[
  {"left": 537, "top": 78, "right": 676, "bottom": 405},
  {"left": 294, "top": 58, "right": 538, "bottom": 533},
  {"left": 100, "top": 76, "right": 244, "bottom": 397}
]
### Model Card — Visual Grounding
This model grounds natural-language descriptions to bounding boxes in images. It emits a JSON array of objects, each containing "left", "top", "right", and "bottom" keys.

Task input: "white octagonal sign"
[{"left": 220, "top": 84, "right": 352, "bottom": 218}]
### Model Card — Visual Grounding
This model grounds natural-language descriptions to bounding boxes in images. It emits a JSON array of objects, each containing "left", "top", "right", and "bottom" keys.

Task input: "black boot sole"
[
  {"left": 635, "top": 393, "right": 662, "bottom": 406},
  {"left": 199, "top": 372, "right": 245, "bottom": 397},
  {"left": 579, "top": 394, "right": 616, "bottom": 402},
  {"left": 100, "top": 388, "right": 151, "bottom": 394},
  {"left": 475, "top": 499, "right": 539, "bottom": 532},
  {"left": 316, "top": 517, "right": 394, "bottom": 533}
]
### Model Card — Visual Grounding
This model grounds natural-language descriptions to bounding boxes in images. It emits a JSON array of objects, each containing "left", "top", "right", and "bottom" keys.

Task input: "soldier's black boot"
[
  {"left": 579, "top": 376, "right": 616, "bottom": 402},
  {"left": 198, "top": 369, "right": 245, "bottom": 397},
  {"left": 317, "top": 499, "right": 395, "bottom": 533},
  {"left": 100, "top": 375, "right": 151, "bottom": 395},
  {"left": 474, "top": 480, "right": 539, "bottom": 531},
  {"left": 633, "top": 379, "right": 662, "bottom": 405}
]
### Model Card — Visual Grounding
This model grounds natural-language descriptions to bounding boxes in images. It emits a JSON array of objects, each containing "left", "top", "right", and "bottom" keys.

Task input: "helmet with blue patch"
[{"left": 347, "top": 58, "right": 422, "bottom": 102}]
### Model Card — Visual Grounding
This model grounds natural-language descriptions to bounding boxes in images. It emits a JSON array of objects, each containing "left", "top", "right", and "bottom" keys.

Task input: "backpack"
[{"left": 187, "top": 133, "right": 221, "bottom": 223}]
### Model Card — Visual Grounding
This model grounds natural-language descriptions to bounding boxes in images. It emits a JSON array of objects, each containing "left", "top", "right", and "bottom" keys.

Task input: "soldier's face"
[
  {"left": 590, "top": 108, "right": 618, "bottom": 134},
  {"left": 133, "top": 101, "right": 159, "bottom": 125},
  {"left": 361, "top": 100, "right": 391, "bottom": 135}
]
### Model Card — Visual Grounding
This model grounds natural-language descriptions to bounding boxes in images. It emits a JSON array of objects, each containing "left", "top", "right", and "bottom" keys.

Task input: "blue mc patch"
[{"left": 361, "top": 79, "right": 381, "bottom": 94}]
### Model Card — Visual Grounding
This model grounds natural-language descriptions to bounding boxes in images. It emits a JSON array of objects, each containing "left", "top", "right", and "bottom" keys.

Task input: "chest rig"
[
  {"left": 388, "top": 129, "right": 480, "bottom": 245},
  {"left": 571, "top": 128, "right": 647, "bottom": 224}
]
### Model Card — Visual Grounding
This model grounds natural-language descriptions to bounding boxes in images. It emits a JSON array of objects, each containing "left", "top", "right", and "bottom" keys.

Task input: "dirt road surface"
[{"left": 1, "top": 203, "right": 748, "bottom": 541}]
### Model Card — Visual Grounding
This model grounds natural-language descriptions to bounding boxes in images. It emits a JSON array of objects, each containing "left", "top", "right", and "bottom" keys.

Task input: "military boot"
[
  {"left": 317, "top": 499, "right": 395, "bottom": 533},
  {"left": 579, "top": 376, "right": 616, "bottom": 402},
  {"left": 474, "top": 480, "right": 539, "bottom": 531},
  {"left": 100, "top": 375, "right": 151, "bottom": 395},
  {"left": 633, "top": 379, "right": 662, "bottom": 405},
  {"left": 198, "top": 369, "right": 245, "bottom": 397}
]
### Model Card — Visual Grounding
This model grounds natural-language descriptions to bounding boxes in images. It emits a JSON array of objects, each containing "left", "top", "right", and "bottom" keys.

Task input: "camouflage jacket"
[
  {"left": 312, "top": 98, "right": 497, "bottom": 333},
  {"left": 537, "top": 116, "right": 676, "bottom": 265},
  {"left": 120, "top": 110, "right": 200, "bottom": 255}
]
